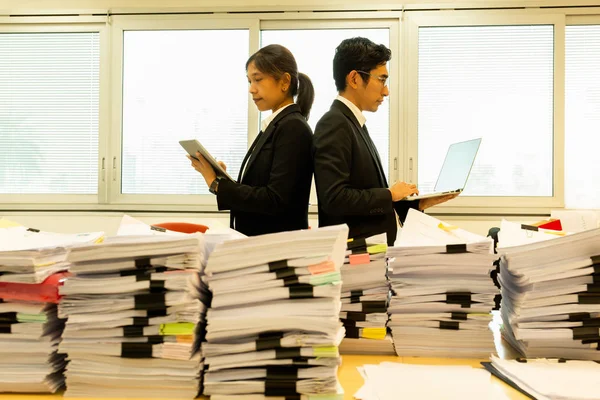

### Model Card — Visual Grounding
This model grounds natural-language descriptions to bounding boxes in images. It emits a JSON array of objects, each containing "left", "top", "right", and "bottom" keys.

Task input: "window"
[
  {"left": 261, "top": 28, "right": 391, "bottom": 178},
  {"left": 120, "top": 29, "right": 249, "bottom": 195},
  {"left": 565, "top": 25, "right": 600, "bottom": 209},
  {"left": 0, "top": 12, "right": 573, "bottom": 215},
  {"left": 0, "top": 32, "right": 100, "bottom": 194},
  {"left": 417, "top": 25, "right": 554, "bottom": 197}
]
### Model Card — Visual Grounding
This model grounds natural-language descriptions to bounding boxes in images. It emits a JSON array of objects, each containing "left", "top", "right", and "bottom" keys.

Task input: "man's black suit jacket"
[
  {"left": 313, "top": 100, "right": 417, "bottom": 245},
  {"left": 216, "top": 104, "right": 313, "bottom": 236}
]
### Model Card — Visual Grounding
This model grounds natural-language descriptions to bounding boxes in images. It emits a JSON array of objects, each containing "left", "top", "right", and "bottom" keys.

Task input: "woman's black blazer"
[{"left": 216, "top": 104, "right": 313, "bottom": 236}]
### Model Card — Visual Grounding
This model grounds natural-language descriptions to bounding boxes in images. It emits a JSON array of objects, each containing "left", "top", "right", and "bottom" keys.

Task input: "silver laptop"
[{"left": 404, "top": 138, "right": 482, "bottom": 201}]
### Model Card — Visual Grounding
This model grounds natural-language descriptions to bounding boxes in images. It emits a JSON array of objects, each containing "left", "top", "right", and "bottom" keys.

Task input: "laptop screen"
[{"left": 434, "top": 138, "right": 482, "bottom": 193}]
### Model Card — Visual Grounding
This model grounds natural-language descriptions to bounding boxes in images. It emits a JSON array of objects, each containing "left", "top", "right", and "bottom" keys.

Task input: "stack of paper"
[
  {"left": 387, "top": 209, "right": 499, "bottom": 358},
  {"left": 0, "top": 275, "right": 67, "bottom": 393},
  {"left": 0, "top": 224, "right": 102, "bottom": 393},
  {"left": 116, "top": 214, "right": 247, "bottom": 266},
  {"left": 115, "top": 215, "right": 214, "bottom": 363},
  {"left": 0, "top": 225, "right": 103, "bottom": 283},
  {"left": 59, "top": 234, "right": 206, "bottom": 398},
  {"left": 497, "top": 219, "right": 570, "bottom": 250},
  {"left": 551, "top": 209, "right": 600, "bottom": 233},
  {"left": 498, "top": 220, "right": 600, "bottom": 360},
  {"left": 338, "top": 234, "right": 394, "bottom": 355},
  {"left": 202, "top": 225, "right": 348, "bottom": 399},
  {"left": 202, "top": 226, "right": 247, "bottom": 265},
  {"left": 356, "top": 361, "right": 509, "bottom": 400},
  {"left": 485, "top": 355, "right": 600, "bottom": 399}
]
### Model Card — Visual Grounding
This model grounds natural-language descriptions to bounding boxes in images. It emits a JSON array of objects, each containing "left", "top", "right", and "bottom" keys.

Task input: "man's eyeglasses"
[{"left": 356, "top": 70, "right": 389, "bottom": 87}]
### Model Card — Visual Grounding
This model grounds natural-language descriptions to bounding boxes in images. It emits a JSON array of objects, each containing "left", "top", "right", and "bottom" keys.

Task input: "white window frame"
[
  {"left": 0, "top": 17, "right": 109, "bottom": 209},
  {"left": 108, "top": 15, "right": 259, "bottom": 210},
  {"left": 404, "top": 11, "right": 566, "bottom": 215},
  {"left": 566, "top": 14, "right": 600, "bottom": 25},
  {"left": 562, "top": 13, "right": 600, "bottom": 210}
]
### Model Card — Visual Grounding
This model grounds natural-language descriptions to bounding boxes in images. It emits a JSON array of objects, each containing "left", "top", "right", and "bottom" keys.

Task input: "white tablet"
[{"left": 179, "top": 139, "right": 235, "bottom": 182}]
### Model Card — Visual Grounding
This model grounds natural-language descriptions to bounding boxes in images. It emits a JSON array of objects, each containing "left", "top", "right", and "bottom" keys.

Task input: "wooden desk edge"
[{"left": 0, "top": 354, "right": 528, "bottom": 400}]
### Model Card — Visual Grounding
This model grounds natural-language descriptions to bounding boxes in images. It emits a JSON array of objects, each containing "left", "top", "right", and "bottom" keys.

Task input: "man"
[{"left": 313, "top": 37, "right": 456, "bottom": 245}]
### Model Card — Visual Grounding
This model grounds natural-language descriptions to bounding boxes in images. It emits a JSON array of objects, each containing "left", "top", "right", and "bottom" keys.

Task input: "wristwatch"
[{"left": 209, "top": 177, "right": 221, "bottom": 195}]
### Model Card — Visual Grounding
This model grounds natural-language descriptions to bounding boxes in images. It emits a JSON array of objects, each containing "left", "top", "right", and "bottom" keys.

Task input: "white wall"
[
  {"left": 6, "top": 210, "right": 599, "bottom": 236},
  {"left": 0, "top": 211, "right": 527, "bottom": 236},
  {"left": 0, "top": 0, "right": 596, "bottom": 14},
  {"left": 0, "top": 212, "right": 231, "bottom": 236}
]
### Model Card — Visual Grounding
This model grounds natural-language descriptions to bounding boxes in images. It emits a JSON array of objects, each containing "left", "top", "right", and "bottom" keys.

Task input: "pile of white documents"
[
  {"left": 339, "top": 234, "right": 394, "bottom": 355},
  {"left": 202, "top": 225, "right": 348, "bottom": 399},
  {"left": 499, "top": 220, "right": 600, "bottom": 360},
  {"left": 0, "top": 224, "right": 103, "bottom": 284},
  {"left": 387, "top": 210, "right": 499, "bottom": 358},
  {"left": 116, "top": 214, "right": 215, "bottom": 362},
  {"left": 59, "top": 233, "right": 206, "bottom": 398},
  {"left": 117, "top": 214, "right": 246, "bottom": 266},
  {"left": 487, "top": 355, "right": 600, "bottom": 399},
  {"left": 0, "top": 301, "right": 66, "bottom": 393},
  {"left": 0, "top": 224, "right": 103, "bottom": 393},
  {"left": 356, "top": 361, "right": 509, "bottom": 400}
]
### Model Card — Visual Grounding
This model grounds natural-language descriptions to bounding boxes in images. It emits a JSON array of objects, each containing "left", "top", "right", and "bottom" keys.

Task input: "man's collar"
[{"left": 335, "top": 95, "right": 366, "bottom": 127}]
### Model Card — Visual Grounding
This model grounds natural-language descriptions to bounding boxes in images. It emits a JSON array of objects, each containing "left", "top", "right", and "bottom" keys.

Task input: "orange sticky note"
[
  {"left": 307, "top": 261, "right": 335, "bottom": 275},
  {"left": 349, "top": 253, "right": 370, "bottom": 265},
  {"left": 176, "top": 335, "right": 194, "bottom": 344}
]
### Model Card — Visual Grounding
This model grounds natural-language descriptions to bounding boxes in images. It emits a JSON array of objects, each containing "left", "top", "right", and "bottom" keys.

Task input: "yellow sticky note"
[
  {"left": 159, "top": 322, "right": 195, "bottom": 336},
  {"left": 545, "top": 230, "right": 566, "bottom": 236},
  {"left": 362, "top": 327, "right": 387, "bottom": 340},
  {"left": 438, "top": 223, "right": 458, "bottom": 232},
  {"left": 0, "top": 219, "right": 22, "bottom": 228},
  {"left": 367, "top": 244, "right": 387, "bottom": 254},
  {"left": 313, "top": 346, "right": 339, "bottom": 358},
  {"left": 34, "top": 261, "right": 57, "bottom": 268}
]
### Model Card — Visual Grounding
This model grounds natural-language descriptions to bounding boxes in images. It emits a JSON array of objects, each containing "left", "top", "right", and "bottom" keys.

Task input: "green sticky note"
[
  {"left": 312, "top": 346, "right": 339, "bottom": 358},
  {"left": 310, "top": 271, "right": 341, "bottom": 286},
  {"left": 159, "top": 322, "right": 195, "bottom": 336},
  {"left": 367, "top": 244, "right": 387, "bottom": 254},
  {"left": 17, "top": 313, "right": 47, "bottom": 323}
]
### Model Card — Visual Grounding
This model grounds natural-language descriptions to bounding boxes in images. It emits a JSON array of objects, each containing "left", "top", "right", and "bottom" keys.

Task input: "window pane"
[
  {"left": 121, "top": 30, "right": 249, "bottom": 195},
  {"left": 0, "top": 32, "right": 99, "bottom": 194},
  {"left": 418, "top": 26, "right": 554, "bottom": 196},
  {"left": 565, "top": 25, "right": 600, "bottom": 209},
  {"left": 261, "top": 29, "right": 391, "bottom": 179}
]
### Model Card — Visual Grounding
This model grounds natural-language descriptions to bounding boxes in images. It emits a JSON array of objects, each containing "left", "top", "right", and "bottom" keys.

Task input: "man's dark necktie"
[{"left": 363, "top": 124, "right": 387, "bottom": 187}]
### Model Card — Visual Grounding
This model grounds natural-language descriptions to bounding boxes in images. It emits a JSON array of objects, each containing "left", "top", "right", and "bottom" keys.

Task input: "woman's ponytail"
[{"left": 296, "top": 72, "right": 315, "bottom": 120}]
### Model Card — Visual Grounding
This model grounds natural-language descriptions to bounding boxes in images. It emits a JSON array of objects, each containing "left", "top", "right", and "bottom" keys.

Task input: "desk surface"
[
  {"left": 0, "top": 354, "right": 528, "bottom": 400},
  {"left": 338, "top": 354, "right": 528, "bottom": 400}
]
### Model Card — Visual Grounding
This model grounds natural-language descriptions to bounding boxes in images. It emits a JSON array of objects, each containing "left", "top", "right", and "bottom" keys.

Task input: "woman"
[{"left": 188, "top": 44, "right": 315, "bottom": 236}]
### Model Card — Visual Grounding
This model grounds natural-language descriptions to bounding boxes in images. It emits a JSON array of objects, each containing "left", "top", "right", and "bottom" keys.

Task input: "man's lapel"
[{"left": 331, "top": 100, "right": 387, "bottom": 187}]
